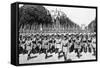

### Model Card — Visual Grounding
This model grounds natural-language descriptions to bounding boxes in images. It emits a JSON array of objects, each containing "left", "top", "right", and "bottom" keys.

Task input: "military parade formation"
[{"left": 19, "top": 32, "right": 96, "bottom": 61}]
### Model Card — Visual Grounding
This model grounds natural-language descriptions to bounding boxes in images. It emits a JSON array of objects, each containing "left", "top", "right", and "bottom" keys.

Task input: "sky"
[{"left": 44, "top": 6, "right": 96, "bottom": 27}]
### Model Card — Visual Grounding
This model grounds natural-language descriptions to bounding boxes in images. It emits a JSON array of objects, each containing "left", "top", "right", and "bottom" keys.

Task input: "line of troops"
[{"left": 19, "top": 33, "right": 96, "bottom": 61}]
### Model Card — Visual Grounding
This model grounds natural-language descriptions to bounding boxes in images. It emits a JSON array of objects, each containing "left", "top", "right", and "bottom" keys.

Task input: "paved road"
[{"left": 19, "top": 51, "right": 96, "bottom": 64}]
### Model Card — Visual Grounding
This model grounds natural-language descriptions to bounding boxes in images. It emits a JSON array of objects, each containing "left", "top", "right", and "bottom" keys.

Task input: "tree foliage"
[
  {"left": 88, "top": 19, "right": 96, "bottom": 32},
  {"left": 19, "top": 5, "right": 53, "bottom": 29}
]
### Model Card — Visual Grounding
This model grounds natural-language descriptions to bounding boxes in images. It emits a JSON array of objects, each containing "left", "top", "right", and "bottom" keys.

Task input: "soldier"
[
  {"left": 91, "top": 35, "right": 96, "bottom": 56},
  {"left": 87, "top": 34, "right": 92, "bottom": 53},
  {"left": 32, "top": 37, "right": 37, "bottom": 54},
  {"left": 36, "top": 38, "right": 42, "bottom": 54},
  {"left": 48, "top": 38, "right": 56, "bottom": 53},
  {"left": 62, "top": 37, "right": 69, "bottom": 61},
  {"left": 56, "top": 36, "right": 63, "bottom": 58},
  {"left": 68, "top": 36, "right": 74, "bottom": 53},
  {"left": 26, "top": 37, "right": 33, "bottom": 60},
  {"left": 75, "top": 36, "right": 82, "bottom": 58},
  {"left": 43, "top": 37, "right": 50, "bottom": 59},
  {"left": 82, "top": 35, "right": 88, "bottom": 53}
]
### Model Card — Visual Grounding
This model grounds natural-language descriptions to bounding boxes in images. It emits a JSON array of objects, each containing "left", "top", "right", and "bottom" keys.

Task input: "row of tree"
[
  {"left": 19, "top": 5, "right": 81, "bottom": 33},
  {"left": 88, "top": 19, "right": 96, "bottom": 32}
]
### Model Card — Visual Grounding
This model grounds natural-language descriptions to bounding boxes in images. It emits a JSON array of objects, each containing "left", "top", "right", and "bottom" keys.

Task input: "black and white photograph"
[{"left": 17, "top": 3, "right": 97, "bottom": 64}]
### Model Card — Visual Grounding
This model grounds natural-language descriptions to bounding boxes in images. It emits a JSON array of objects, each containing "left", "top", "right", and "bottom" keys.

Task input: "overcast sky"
[{"left": 44, "top": 6, "right": 96, "bottom": 26}]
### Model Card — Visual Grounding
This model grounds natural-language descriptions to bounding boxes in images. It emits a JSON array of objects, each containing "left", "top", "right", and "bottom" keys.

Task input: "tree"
[
  {"left": 19, "top": 5, "right": 53, "bottom": 30},
  {"left": 88, "top": 19, "right": 96, "bottom": 32}
]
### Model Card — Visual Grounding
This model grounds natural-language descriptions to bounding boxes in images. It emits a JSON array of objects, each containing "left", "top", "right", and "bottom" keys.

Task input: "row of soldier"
[{"left": 19, "top": 33, "right": 96, "bottom": 61}]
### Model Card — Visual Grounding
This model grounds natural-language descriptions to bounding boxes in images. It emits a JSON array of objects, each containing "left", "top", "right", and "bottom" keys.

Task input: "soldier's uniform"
[
  {"left": 87, "top": 36, "right": 92, "bottom": 53},
  {"left": 62, "top": 39, "right": 68, "bottom": 53},
  {"left": 62, "top": 39, "right": 69, "bottom": 61},
  {"left": 92, "top": 37, "right": 96, "bottom": 56},
  {"left": 56, "top": 38, "right": 62, "bottom": 52},
  {"left": 74, "top": 38, "right": 82, "bottom": 58},
  {"left": 82, "top": 36, "right": 87, "bottom": 53},
  {"left": 92, "top": 37, "right": 96, "bottom": 48},
  {"left": 25, "top": 40, "right": 33, "bottom": 60},
  {"left": 25, "top": 40, "right": 32, "bottom": 51},
  {"left": 43, "top": 39, "right": 49, "bottom": 50}
]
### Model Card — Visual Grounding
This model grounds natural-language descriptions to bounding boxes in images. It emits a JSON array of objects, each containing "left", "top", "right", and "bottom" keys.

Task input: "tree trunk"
[{"left": 40, "top": 23, "right": 42, "bottom": 31}]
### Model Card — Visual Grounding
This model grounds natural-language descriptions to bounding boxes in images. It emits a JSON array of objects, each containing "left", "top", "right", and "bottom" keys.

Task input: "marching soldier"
[
  {"left": 91, "top": 35, "right": 96, "bottom": 56},
  {"left": 26, "top": 38, "right": 33, "bottom": 60},
  {"left": 62, "top": 37, "right": 69, "bottom": 61}
]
